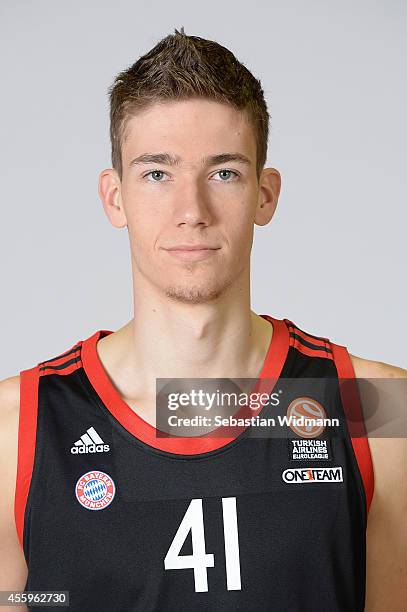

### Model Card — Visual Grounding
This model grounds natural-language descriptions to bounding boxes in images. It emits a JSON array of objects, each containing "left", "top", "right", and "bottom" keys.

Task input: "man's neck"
[{"left": 95, "top": 308, "right": 274, "bottom": 407}]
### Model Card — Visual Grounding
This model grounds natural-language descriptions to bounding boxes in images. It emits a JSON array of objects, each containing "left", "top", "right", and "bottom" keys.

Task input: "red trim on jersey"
[
  {"left": 285, "top": 319, "right": 329, "bottom": 348},
  {"left": 290, "top": 344, "right": 333, "bottom": 360},
  {"left": 285, "top": 319, "right": 334, "bottom": 360},
  {"left": 81, "top": 315, "right": 289, "bottom": 455},
  {"left": 15, "top": 365, "right": 40, "bottom": 549},
  {"left": 330, "top": 342, "right": 374, "bottom": 515},
  {"left": 39, "top": 344, "right": 82, "bottom": 377},
  {"left": 39, "top": 361, "right": 80, "bottom": 377}
]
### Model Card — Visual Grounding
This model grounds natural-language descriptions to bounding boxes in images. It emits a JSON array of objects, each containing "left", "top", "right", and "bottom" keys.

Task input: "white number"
[
  {"left": 222, "top": 497, "right": 241, "bottom": 590},
  {"left": 164, "top": 497, "right": 241, "bottom": 592}
]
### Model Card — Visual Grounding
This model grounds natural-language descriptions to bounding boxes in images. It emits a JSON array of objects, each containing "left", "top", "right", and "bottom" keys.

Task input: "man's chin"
[{"left": 164, "top": 283, "right": 226, "bottom": 304}]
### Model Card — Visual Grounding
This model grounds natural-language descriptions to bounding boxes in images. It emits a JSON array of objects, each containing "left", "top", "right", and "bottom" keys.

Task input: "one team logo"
[
  {"left": 71, "top": 426, "right": 110, "bottom": 454},
  {"left": 282, "top": 466, "right": 343, "bottom": 483},
  {"left": 286, "top": 396, "right": 327, "bottom": 438},
  {"left": 75, "top": 470, "right": 116, "bottom": 510}
]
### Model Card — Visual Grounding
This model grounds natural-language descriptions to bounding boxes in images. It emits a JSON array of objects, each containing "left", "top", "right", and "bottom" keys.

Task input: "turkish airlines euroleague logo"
[{"left": 286, "top": 396, "right": 327, "bottom": 438}]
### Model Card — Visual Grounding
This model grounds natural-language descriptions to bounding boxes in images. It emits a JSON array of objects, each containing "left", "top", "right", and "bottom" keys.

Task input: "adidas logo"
[{"left": 70, "top": 426, "right": 110, "bottom": 454}]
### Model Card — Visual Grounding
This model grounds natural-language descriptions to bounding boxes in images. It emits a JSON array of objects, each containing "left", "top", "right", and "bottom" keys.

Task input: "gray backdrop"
[{"left": 1, "top": 0, "right": 406, "bottom": 378}]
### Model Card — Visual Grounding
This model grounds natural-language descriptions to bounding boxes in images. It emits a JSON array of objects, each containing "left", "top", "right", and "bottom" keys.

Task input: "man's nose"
[{"left": 173, "top": 178, "right": 214, "bottom": 227}]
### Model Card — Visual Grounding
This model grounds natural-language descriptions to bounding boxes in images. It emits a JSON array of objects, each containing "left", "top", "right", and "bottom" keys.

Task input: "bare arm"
[
  {"left": 350, "top": 355, "right": 407, "bottom": 611},
  {"left": 0, "top": 376, "right": 28, "bottom": 611}
]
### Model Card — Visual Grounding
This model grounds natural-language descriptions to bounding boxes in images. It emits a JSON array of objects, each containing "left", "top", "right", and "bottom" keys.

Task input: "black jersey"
[{"left": 15, "top": 315, "right": 374, "bottom": 611}]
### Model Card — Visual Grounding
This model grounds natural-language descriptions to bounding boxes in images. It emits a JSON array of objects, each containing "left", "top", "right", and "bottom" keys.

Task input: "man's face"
[{"left": 109, "top": 99, "right": 274, "bottom": 304}]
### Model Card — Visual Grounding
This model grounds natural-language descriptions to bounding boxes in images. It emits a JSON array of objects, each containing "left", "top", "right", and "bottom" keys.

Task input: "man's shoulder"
[
  {"left": 0, "top": 375, "right": 20, "bottom": 417},
  {"left": 0, "top": 375, "right": 21, "bottom": 512},
  {"left": 0, "top": 375, "right": 21, "bottom": 468},
  {"left": 349, "top": 353, "right": 407, "bottom": 379},
  {"left": 348, "top": 353, "right": 407, "bottom": 518},
  {"left": 348, "top": 354, "right": 407, "bottom": 460}
]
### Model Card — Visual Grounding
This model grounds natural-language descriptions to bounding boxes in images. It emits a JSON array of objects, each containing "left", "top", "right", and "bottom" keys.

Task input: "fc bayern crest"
[{"left": 75, "top": 470, "right": 116, "bottom": 510}]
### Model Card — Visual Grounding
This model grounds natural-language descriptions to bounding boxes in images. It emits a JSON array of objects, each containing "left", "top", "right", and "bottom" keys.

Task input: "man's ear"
[
  {"left": 98, "top": 168, "right": 128, "bottom": 228},
  {"left": 254, "top": 167, "right": 281, "bottom": 226}
]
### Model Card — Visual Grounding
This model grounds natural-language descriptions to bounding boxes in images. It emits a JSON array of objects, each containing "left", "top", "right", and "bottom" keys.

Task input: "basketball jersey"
[{"left": 15, "top": 315, "right": 374, "bottom": 611}]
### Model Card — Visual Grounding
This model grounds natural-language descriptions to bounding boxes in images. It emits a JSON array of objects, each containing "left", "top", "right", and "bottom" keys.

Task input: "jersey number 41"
[{"left": 164, "top": 497, "right": 241, "bottom": 593}]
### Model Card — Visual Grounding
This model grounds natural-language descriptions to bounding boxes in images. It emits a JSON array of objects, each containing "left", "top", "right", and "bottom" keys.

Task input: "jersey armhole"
[
  {"left": 14, "top": 365, "right": 40, "bottom": 549},
  {"left": 330, "top": 341, "right": 375, "bottom": 516}
]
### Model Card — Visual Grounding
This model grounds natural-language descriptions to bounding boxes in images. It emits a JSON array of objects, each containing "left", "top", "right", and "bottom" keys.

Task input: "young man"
[{"left": 1, "top": 28, "right": 406, "bottom": 611}]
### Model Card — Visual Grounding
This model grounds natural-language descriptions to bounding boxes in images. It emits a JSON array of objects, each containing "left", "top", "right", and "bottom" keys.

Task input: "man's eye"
[
  {"left": 142, "top": 169, "right": 239, "bottom": 182},
  {"left": 143, "top": 170, "right": 168, "bottom": 182},
  {"left": 213, "top": 169, "right": 239, "bottom": 181}
]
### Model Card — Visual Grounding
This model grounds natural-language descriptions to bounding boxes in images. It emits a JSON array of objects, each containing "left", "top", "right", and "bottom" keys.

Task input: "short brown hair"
[{"left": 108, "top": 27, "right": 270, "bottom": 181}]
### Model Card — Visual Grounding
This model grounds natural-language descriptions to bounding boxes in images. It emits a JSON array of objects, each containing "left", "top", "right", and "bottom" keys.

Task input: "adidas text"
[{"left": 71, "top": 443, "right": 110, "bottom": 454}]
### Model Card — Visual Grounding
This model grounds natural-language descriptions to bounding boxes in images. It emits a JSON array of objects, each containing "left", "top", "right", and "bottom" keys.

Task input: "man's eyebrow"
[{"left": 129, "top": 152, "right": 252, "bottom": 167}]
